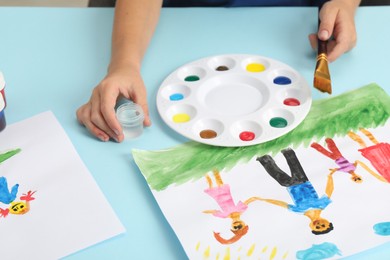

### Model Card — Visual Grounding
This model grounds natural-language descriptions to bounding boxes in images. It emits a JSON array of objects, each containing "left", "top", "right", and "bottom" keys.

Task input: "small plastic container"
[
  {"left": 116, "top": 102, "right": 144, "bottom": 139},
  {"left": 0, "top": 71, "right": 6, "bottom": 132}
]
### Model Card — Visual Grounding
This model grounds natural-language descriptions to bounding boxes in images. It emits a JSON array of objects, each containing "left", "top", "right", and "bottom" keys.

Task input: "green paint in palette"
[
  {"left": 184, "top": 75, "right": 200, "bottom": 82},
  {"left": 270, "top": 117, "right": 288, "bottom": 128}
]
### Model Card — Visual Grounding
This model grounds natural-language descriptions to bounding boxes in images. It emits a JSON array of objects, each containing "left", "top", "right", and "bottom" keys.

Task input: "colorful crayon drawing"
[
  {"left": 133, "top": 84, "right": 390, "bottom": 259},
  {"left": 0, "top": 148, "right": 37, "bottom": 219},
  {"left": 0, "top": 148, "right": 22, "bottom": 204},
  {"left": 348, "top": 128, "right": 390, "bottom": 183},
  {"left": 203, "top": 169, "right": 259, "bottom": 244},
  {"left": 311, "top": 138, "right": 377, "bottom": 183},
  {"left": 0, "top": 190, "right": 36, "bottom": 218},
  {"left": 257, "top": 148, "right": 334, "bottom": 235},
  {"left": 0, "top": 176, "right": 19, "bottom": 204}
]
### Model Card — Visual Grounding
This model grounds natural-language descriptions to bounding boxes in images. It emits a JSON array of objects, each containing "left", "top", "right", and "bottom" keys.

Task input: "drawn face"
[
  {"left": 231, "top": 220, "right": 245, "bottom": 231},
  {"left": 310, "top": 218, "right": 331, "bottom": 233},
  {"left": 10, "top": 201, "right": 29, "bottom": 215}
]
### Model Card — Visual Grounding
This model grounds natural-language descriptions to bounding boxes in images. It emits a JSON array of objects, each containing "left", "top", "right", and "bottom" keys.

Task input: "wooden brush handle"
[
  {"left": 317, "top": 1, "right": 329, "bottom": 56},
  {"left": 318, "top": 39, "right": 328, "bottom": 56}
]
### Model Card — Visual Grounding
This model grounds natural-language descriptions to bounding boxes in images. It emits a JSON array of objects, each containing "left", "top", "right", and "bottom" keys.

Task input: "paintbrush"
[{"left": 313, "top": 4, "right": 332, "bottom": 94}]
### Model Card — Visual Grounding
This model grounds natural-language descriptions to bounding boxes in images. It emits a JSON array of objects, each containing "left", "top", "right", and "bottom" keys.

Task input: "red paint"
[
  {"left": 283, "top": 98, "right": 300, "bottom": 106},
  {"left": 239, "top": 131, "right": 255, "bottom": 141}
]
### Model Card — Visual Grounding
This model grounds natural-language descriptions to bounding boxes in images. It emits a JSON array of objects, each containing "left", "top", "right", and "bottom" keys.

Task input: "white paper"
[
  {"left": 0, "top": 111, "right": 125, "bottom": 260},
  {"left": 146, "top": 122, "right": 390, "bottom": 259}
]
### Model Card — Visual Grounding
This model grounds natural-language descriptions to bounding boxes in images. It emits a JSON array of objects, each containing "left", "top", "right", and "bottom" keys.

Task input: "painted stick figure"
[
  {"left": 0, "top": 176, "right": 19, "bottom": 204},
  {"left": 0, "top": 190, "right": 36, "bottom": 218},
  {"left": 310, "top": 138, "right": 374, "bottom": 183},
  {"left": 348, "top": 128, "right": 390, "bottom": 183},
  {"left": 0, "top": 149, "right": 22, "bottom": 204},
  {"left": 203, "top": 169, "right": 259, "bottom": 244},
  {"left": 256, "top": 148, "right": 334, "bottom": 235}
]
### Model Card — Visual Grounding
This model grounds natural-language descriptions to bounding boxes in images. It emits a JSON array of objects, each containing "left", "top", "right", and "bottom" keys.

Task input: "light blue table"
[{"left": 0, "top": 6, "right": 389, "bottom": 259}]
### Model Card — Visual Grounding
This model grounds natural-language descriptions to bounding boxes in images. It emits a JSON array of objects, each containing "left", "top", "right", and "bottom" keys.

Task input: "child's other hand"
[{"left": 76, "top": 66, "right": 151, "bottom": 142}]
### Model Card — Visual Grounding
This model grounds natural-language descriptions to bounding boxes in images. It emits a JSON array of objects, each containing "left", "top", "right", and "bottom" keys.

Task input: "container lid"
[{"left": 0, "top": 71, "right": 5, "bottom": 90}]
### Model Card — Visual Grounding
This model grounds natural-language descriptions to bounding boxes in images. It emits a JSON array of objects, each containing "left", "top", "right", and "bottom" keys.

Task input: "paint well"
[
  {"left": 270, "top": 117, "right": 288, "bottom": 128},
  {"left": 239, "top": 131, "right": 255, "bottom": 141},
  {"left": 246, "top": 63, "right": 265, "bottom": 72},
  {"left": 274, "top": 76, "right": 292, "bottom": 85},
  {"left": 169, "top": 93, "right": 184, "bottom": 101},
  {"left": 215, "top": 65, "right": 229, "bottom": 71},
  {"left": 173, "top": 113, "right": 191, "bottom": 123},
  {"left": 199, "top": 129, "right": 217, "bottom": 139},
  {"left": 184, "top": 75, "right": 200, "bottom": 82},
  {"left": 284, "top": 98, "right": 301, "bottom": 106}
]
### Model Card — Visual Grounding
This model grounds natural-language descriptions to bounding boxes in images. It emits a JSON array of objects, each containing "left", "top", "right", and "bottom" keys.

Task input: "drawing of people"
[
  {"left": 0, "top": 149, "right": 22, "bottom": 204},
  {"left": 348, "top": 128, "right": 390, "bottom": 183},
  {"left": 311, "top": 138, "right": 366, "bottom": 183},
  {"left": 203, "top": 169, "right": 259, "bottom": 244},
  {"left": 0, "top": 176, "right": 19, "bottom": 204},
  {"left": 0, "top": 190, "right": 36, "bottom": 218},
  {"left": 256, "top": 148, "right": 334, "bottom": 235}
]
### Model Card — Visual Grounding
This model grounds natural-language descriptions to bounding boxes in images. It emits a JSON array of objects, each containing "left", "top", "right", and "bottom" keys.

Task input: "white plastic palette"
[{"left": 156, "top": 54, "right": 312, "bottom": 147}]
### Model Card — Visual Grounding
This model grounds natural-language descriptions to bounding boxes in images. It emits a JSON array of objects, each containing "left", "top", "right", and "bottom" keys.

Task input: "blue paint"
[
  {"left": 296, "top": 242, "right": 342, "bottom": 260},
  {"left": 373, "top": 222, "right": 390, "bottom": 236},
  {"left": 0, "top": 176, "right": 19, "bottom": 204},
  {"left": 273, "top": 76, "right": 292, "bottom": 85},
  {"left": 169, "top": 93, "right": 184, "bottom": 101}
]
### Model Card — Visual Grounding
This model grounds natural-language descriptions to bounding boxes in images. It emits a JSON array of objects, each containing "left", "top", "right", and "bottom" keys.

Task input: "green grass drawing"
[
  {"left": 133, "top": 83, "right": 390, "bottom": 191},
  {"left": 0, "top": 148, "right": 21, "bottom": 164}
]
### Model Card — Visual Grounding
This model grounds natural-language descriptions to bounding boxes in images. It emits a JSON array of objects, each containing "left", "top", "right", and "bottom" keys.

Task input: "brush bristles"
[{"left": 314, "top": 54, "right": 332, "bottom": 94}]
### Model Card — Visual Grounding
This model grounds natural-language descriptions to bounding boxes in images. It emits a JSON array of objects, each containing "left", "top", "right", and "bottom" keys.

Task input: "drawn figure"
[
  {"left": 0, "top": 190, "right": 36, "bottom": 218},
  {"left": 0, "top": 176, "right": 19, "bottom": 204},
  {"left": 348, "top": 128, "right": 390, "bottom": 183},
  {"left": 0, "top": 149, "right": 22, "bottom": 204},
  {"left": 256, "top": 148, "right": 334, "bottom": 235},
  {"left": 203, "top": 169, "right": 259, "bottom": 244},
  {"left": 310, "top": 138, "right": 372, "bottom": 183}
]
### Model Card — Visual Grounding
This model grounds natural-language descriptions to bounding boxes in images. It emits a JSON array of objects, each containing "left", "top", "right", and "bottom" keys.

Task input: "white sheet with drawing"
[{"left": 0, "top": 111, "right": 125, "bottom": 259}]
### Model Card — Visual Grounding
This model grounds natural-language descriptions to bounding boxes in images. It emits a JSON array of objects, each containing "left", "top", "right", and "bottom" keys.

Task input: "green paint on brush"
[
  {"left": 133, "top": 83, "right": 390, "bottom": 191},
  {"left": 0, "top": 148, "right": 21, "bottom": 164}
]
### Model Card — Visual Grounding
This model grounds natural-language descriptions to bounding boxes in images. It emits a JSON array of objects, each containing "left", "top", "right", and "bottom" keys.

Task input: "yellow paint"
[
  {"left": 172, "top": 113, "right": 190, "bottom": 123},
  {"left": 223, "top": 247, "right": 231, "bottom": 260},
  {"left": 247, "top": 244, "right": 256, "bottom": 256},
  {"left": 269, "top": 247, "right": 277, "bottom": 260},
  {"left": 196, "top": 242, "right": 200, "bottom": 251},
  {"left": 282, "top": 251, "right": 289, "bottom": 259},
  {"left": 261, "top": 246, "right": 268, "bottom": 253},
  {"left": 238, "top": 246, "right": 242, "bottom": 251},
  {"left": 246, "top": 63, "right": 266, "bottom": 72},
  {"left": 204, "top": 246, "right": 211, "bottom": 258},
  {"left": 216, "top": 253, "right": 220, "bottom": 260}
]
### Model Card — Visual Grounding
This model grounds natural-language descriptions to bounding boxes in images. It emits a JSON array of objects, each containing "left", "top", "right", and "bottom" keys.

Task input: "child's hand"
[
  {"left": 308, "top": 0, "right": 359, "bottom": 62},
  {"left": 76, "top": 66, "right": 151, "bottom": 142}
]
